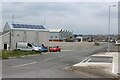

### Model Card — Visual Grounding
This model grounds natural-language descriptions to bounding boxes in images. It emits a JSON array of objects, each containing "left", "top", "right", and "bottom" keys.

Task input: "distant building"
[
  {"left": 1, "top": 22, "right": 49, "bottom": 50},
  {"left": 73, "top": 34, "right": 84, "bottom": 42},
  {"left": 49, "top": 29, "right": 73, "bottom": 41},
  {"left": 94, "top": 35, "right": 108, "bottom": 42},
  {"left": 74, "top": 36, "right": 83, "bottom": 42}
]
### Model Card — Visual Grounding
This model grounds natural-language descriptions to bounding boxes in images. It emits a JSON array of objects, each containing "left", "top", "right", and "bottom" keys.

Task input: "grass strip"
[{"left": 2, "top": 50, "right": 41, "bottom": 59}]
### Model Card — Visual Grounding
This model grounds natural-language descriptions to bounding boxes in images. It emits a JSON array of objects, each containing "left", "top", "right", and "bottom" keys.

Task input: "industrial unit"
[
  {"left": 49, "top": 29, "right": 73, "bottom": 41},
  {"left": 1, "top": 22, "right": 49, "bottom": 50}
]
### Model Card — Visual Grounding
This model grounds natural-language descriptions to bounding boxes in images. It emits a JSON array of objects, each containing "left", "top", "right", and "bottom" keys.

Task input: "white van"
[{"left": 16, "top": 42, "right": 41, "bottom": 52}]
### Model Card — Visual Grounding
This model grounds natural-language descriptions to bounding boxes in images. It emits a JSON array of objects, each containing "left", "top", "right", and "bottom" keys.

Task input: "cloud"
[{"left": 2, "top": 2, "right": 118, "bottom": 34}]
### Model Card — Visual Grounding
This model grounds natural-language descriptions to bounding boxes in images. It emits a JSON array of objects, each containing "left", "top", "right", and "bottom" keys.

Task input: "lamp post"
[{"left": 108, "top": 5, "right": 116, "bottom": 53}]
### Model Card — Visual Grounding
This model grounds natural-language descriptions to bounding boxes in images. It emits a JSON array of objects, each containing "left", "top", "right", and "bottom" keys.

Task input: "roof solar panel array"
[{"left": 12, "top": 24, "right": 45, "bottom": 29}]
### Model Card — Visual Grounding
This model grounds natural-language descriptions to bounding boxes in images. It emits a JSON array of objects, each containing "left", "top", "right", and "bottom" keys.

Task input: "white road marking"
[
  {"left": 43, "top": 58, "right": 55, "bottom": 61},
  {"left": 12, "top": 62, "right": 37, "bottom": 68},
  {"left": 73, "top": 56, "right": 91, "bottom": 66},
  {"left": 80, "top": 56, "right": 90, "bottom": 64},
  {"left": 85, "top": 59, "right": 91, "bottom": 63}
]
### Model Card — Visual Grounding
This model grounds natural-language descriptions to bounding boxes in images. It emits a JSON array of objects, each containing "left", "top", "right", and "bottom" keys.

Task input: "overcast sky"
[{"left": 1, "top": 2, "right": 118, "bottom": 34}]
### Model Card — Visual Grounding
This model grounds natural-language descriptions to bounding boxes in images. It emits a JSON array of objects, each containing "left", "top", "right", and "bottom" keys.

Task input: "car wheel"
[
  {"left": 39, "top": 50, "right": 42, "bottom": 53},
  {"left": 17, "top": 49, "right": 21, "bottom": 51},
  {"left": 32, "top": 50, "right": 35, "bottom": 52}
]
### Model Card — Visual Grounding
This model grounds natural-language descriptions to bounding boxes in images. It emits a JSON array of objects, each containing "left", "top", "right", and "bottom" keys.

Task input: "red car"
[{"left": 49, "top": 46, "right": 61, "bottom": 52}]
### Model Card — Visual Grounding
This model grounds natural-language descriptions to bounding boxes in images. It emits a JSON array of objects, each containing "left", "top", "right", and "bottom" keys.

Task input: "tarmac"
[{"left": 64, "top": 52, "right": 120, "bottom": 78}]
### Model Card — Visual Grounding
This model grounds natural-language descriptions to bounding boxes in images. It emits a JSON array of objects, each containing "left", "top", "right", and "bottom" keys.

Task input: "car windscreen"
[
  {"left": 27, "top": 43, "right": 33, "bottom": 47},
  {"left": 31, "top": 44, "right": 38, "bottom": 47}
]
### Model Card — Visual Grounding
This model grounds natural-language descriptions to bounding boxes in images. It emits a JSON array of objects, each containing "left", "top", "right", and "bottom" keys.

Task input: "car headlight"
[{"left": 34, "top": 48, "right": 39, "bottom": 50}]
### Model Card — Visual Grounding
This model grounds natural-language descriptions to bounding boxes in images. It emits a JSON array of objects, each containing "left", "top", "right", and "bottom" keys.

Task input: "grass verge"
[
  {"left": 0, "top": 50, "right": 2, "bottom": 58},
  {"left": 2, "top": 50, "right": 41, "bottom": 59}
]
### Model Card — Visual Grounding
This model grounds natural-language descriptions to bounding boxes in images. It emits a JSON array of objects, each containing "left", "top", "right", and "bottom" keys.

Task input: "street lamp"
[{"left": 108, "top": 5, "right": 116, "bottom": 53}]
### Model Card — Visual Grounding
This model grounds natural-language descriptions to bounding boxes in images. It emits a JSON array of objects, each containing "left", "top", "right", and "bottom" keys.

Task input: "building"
[
  {"left": 74, "top": 36, "right": 83, "bottom": 42},
  {"left": 94, "top": 35, "right": 108, "bottom": 42},
  {"left": 0, "top": 33, "right": 2, "bottom": 50},
  {"left": 1, "top": 22, "right": 49, "bottom": 50},
  {"left": 49, "top": 29, "right": 73, "bottom": 41},
  {"left": 73, "top": 34, "right": 84, "bottom": 42}
]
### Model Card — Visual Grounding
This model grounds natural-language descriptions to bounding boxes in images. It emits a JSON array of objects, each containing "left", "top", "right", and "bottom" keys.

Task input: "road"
[{"left": 2, "top": 43, "right": 108, "bottom": 78}]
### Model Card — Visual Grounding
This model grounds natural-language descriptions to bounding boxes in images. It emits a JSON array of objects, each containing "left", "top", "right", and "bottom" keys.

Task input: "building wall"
[
  {"left": 10, "top": 30, "right": 49, "bottom": 49},
  {"left": 1, "top": 32, "right": 10, "bottom": 50},
  {"left": 49, "top": 30, "right": 73, "bottom": 41},
  {"left": 0, "top": 36, "right": 2, "bottom": 50},
  {"left": 1, "top": 30, "right": 49, "bottom": 50},
  {"left": 38, "top": 31, "right": 49, "bottom": 46},
  {"left": 49, "top": 32, "right": 60, "bottom": 40}
]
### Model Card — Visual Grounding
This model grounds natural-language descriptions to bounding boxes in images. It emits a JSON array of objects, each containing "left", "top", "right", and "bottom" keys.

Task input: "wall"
[
  {"left": 49, "top": 30, "right": 73, "bottom": 41},
  {"left": 0, "top": 36, "right": 2, "bottom": 50},
  {"left": 1, "top": 32, "right": 10, "bottom": 50},
  {"left": 11, "top": 30, "right": 49, "bottom": 49},
  {"left": 49, "top": 32, "right": 60, "bottom": 40}
]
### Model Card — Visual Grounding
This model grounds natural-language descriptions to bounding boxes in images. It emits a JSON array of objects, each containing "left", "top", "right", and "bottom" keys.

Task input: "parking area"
[{"left": 49, "top": 42, "right": 103, "bottom": 51}]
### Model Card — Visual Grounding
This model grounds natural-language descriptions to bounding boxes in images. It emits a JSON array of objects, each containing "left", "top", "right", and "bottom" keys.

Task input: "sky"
[{"left": 1, "top": 1, "right": 119, "bottom": 34}]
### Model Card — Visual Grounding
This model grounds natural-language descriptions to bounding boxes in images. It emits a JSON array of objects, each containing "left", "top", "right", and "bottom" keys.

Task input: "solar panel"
[
  {"left": 17, "top": 24, "right": 22, "bottom": 28},
  {"left": 26, "top": 25, "right": 29, "bottom": 28},
  {"left": 36, "top": 25, "right": 39, "bottom": 29},
  {"left": 12, "top": 23, "right": 45, "bottom": 29}
]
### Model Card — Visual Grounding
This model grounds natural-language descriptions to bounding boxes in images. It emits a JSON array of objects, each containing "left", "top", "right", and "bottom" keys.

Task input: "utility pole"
[
  {"left": 43, "top": 16, "right": 46, "bottom": 26},
  {"left": 10, "top": 14, "right": 14, "bottom": 50},
  {"left": 108, "top": 5, "right": 116, "bottom": 53},
  {"left": 12, "top": 14, "right": 14, "bottom": 23}
]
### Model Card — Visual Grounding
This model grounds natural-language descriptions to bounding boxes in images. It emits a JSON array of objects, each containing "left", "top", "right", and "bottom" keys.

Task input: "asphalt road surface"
[{"left": 2, "top": 43, "right": 108, "bottom": 78}]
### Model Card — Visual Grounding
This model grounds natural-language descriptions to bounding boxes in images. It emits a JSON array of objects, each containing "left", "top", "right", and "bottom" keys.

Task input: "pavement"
[
  {"left": 64, "top": 52, "right": 119, "bottom": 78},
  {"left": 2, "top": 42, "right": 108, "bottom": 78}
]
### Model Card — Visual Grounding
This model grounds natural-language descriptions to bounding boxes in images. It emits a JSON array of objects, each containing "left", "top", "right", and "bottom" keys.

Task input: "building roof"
[
  {"left": 5, "top": 22, "right": 48, "bottom": 31},
  {"left": 76, "top": 36, "right": 84, "bottom": 39},
  {"left": 49, "top": 29, "right": 62, "bottom": 32}
]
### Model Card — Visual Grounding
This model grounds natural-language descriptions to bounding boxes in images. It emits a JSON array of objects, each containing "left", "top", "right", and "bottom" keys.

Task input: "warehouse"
[
  {"left": 49, "top": 29, "right": 73, "bottom": 41},
  {"left": 0, "top": 34, "right": 2, "bottom": 50},
  {"left": 1, "top": 22, "right": 49, "bottom": 50}
]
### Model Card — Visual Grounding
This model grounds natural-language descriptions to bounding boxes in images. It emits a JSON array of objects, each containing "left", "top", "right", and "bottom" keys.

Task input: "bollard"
[
  {"left": 118, "top": 52, "right": 120, "bottom": 75},
  {"left": 112, "top": 52, "right": 120, "bottom": 75}
]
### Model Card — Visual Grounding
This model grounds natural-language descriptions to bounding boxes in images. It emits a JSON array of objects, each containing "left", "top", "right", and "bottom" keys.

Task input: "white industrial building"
[
  {"left": 0, "top": 34, "right": 2, "bottom": 50},
  {"left": 49, "top": 29, "right": 73, "bottom": 41},
  {"left": 0, "top": 22, "right": 49, "bottom": 50}
]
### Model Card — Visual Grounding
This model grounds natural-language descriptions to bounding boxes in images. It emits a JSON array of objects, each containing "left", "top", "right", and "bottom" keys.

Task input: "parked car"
[
  {"left": 38, "top": 44, "right": 48, "bottom": 52},
  {"left": 115, "top": 40, "right": 120, "bottom": 45},
  {"left": 49, "top": 46, "right": 61, "bottom": 52},
  {"left": 16, "top": 42, "right": 41, "bottom": 52}
]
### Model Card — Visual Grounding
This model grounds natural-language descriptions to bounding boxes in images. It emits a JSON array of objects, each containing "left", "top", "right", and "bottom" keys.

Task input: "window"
[
  {"left": 51, "top": 36, "right": 53, "bottom": 38},
  {"left": 27, "top": 43, "right": 32, "bottom": 47}
]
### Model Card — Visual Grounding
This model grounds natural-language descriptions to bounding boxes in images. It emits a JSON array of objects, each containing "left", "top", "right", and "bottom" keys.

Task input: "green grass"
[
  {"left": 0, "top": 52, "right": 1, "bottom": 56},
  {"left": 2, "top": 50, "right": 41, "bottom": 59}
]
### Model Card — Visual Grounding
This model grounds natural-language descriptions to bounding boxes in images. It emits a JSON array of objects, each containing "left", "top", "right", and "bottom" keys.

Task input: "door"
[
  {"left": 4, "top": 44, "right": 7, "bottom": 50},
  {"left": 27, "top": 43, "right": 33, "bottom": 51}
]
